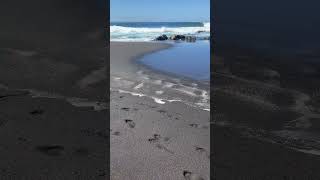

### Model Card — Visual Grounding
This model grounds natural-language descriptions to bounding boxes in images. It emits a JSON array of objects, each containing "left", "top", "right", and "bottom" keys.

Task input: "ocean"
[{"left": 110, "top": 22, "right": 210, "bottom": 41}]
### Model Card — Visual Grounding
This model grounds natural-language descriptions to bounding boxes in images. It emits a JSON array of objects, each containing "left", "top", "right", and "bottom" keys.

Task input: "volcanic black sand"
[{"left": 212, "top": 45, "right": 320, "bottom": 179}]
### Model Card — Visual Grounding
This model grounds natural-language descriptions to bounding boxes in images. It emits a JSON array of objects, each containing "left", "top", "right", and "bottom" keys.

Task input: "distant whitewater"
[{"left": 110, "top": 22, "right": 210, "bottom": 41}]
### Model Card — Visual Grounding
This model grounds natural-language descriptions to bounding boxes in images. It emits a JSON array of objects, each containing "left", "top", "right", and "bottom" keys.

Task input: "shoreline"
[
  {"left": 110, "top": 41, "right": 210, "bottom": 179},
  {"left": 111, "top": 40, "right": 210, "bottom": 89},
  {"left": 133, "top": 41, "right": 210, "bottom": 89},
  {"left": 110, "top": 41, "right": 210, "bottom": 111}
]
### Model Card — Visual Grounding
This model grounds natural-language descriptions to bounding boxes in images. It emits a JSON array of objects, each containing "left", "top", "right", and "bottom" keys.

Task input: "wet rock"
[
  {"left": 154, "top": 34, "right": 168, "bottom": 41},
  {"left": 170, "top": 34, "right": 186, "bottom": 40}
]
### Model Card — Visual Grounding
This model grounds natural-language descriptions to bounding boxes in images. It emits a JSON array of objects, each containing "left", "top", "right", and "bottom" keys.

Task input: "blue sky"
[{"left": 111, "top": 0, "right": 210, "bottom": 22}]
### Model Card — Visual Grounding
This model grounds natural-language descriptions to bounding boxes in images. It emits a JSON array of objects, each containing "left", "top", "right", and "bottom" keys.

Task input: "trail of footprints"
[
  {"left": 113, "top": 106, "right": 208, "bottom": 179},
  {"left": 117, "top": 106, "right": 210, "bottom": 156}
]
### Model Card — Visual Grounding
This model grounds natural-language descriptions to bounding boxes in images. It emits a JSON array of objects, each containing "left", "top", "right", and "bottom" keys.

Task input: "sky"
[{"left": 111, "top": 0, "right": 210, "bottom": 22}]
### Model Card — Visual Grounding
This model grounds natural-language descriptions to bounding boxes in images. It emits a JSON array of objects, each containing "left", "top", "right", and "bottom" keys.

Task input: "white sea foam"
[
  {"left": 203, "top": 22, "right": 210, "bottom": 28},
  {"left": 110, "top": 25, "right": 210, "bottom": 34},
  {"left": 155, "top": 90, "right": 164, "bottom": 95},
  {"left": 152, "top": 97, "right": 166, "bottom": 104},
  {"left": 134, "top": 83, "right": 144, "bottom": 90},
  {"left": 110, "top": 23, "right": 210, "bottom": 41}
]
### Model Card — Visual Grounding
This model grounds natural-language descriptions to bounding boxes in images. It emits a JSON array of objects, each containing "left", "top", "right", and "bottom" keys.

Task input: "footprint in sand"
[
  {"left": 121, "top": 107, "right": 130, "bottom": 111},
  {"left": 124, "top": 119, "right": 135, "bottom": 128},
  {"left": 189, "top": 124, "right": 199, "bottom": 128},
  {"left": 194, "top": 146, "right": 206, "bottom": 153},
  {"left": 35, "top": 145, "right": 65, "bottom": 156},
  {"left": 194, "top": 146, "right": 210, "bottom": 158},
  {"left": 30, "top": 109, "right": 44, "bottom": 115},
  {"left": 148, "top": 134, "right": 161, "bottom": 142},
  {"left": 148, "top": 134, "right": 170, "bottom": 143},
  {"left": 183, "top": 171, "right": 204, "bottom": 180}
]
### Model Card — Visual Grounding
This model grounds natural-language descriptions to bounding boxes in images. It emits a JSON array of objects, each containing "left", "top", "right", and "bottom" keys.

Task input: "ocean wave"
[
  {"left": 110, "top": 25, "right": 210, "bottom": 34},
  {"left": 110, "top": 22, "right": 210, "bottom": 41},
  {"left": 203, "top": 22, "right": 210, "bottom": 28}
]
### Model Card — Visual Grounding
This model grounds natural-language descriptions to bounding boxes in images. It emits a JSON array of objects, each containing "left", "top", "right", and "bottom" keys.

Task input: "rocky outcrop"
[
  {"left": 154, "top": 34, "right": 198, "bottom": 42},
  {"left": 154, "top": 34, "right": 168, "bottom": 41},
  {"left": 169, "top": 34, "right": 185, "bottom": 40}
]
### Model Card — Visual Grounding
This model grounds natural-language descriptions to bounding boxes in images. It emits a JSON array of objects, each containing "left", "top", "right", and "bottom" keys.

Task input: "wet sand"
[
  {"left": 0, "top": 30, "right": 108, "bottom": 179},
  {"left": 212, "top": 46, "right": 320, "bottom": 179},
  {"left": 0, "top": 0, "right": 109, "bottom": 178},
  {"left": 110, "top": 42, "right": 210, "bottom": 180}
]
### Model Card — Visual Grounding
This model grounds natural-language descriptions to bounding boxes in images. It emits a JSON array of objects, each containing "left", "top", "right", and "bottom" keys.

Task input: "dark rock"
[
  {"left": 197, "top": 30, "right": 206, "bottom": 33},
  {"left": 154, "top": 34, "right": 168, "bottom": 41},
  {"left": 170, "top": 34, "right": 186, "bottom": 40}
]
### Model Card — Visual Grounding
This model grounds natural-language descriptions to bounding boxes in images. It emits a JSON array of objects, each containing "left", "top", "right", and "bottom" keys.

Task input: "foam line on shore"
[
  {"left": 0, "top": 84, "right": 107, "bottom": 111},
  {"left": 115, "top": 88, "right": 209, "bottom": 111}
]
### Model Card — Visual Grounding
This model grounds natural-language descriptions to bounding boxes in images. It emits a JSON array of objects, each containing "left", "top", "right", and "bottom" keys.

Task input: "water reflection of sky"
[{"left": 139, "top": 41, "right": 210, "bottom": 81}]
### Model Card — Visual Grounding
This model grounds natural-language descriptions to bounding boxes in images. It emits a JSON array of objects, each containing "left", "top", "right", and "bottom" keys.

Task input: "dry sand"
[{"left": 110, "top": 42, "right": 210, "bottom": 180}]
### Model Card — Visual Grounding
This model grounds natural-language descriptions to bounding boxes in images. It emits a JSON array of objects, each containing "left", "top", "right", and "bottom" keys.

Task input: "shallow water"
[{"left": 139, "top": 41, "right": 210, "bottom": 81}]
